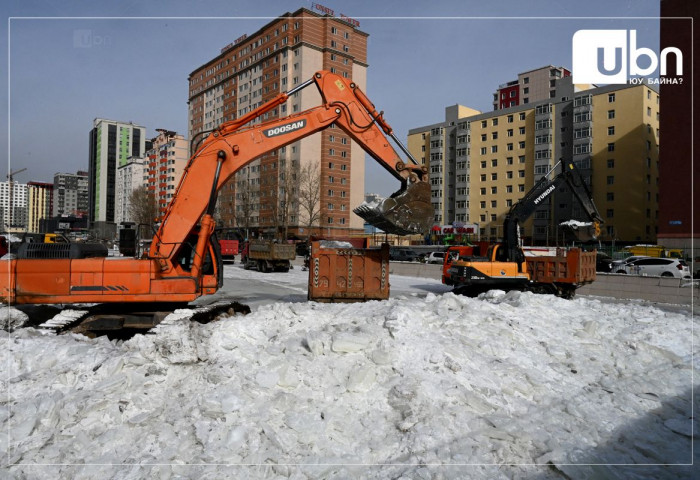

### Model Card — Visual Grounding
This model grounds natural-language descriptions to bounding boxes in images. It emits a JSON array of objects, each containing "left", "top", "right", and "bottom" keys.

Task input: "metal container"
[{"left": 308, "top": 241, "right": 390, "bottom": 302}]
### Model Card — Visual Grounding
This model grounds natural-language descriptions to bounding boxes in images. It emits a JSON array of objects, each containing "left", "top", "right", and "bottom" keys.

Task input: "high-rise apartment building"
[
  {"left": 407, "top": 105, "right": 481, "bottom": 226},
  {"left": 0, "top": 181, "right": 28, "bottom": 232},
  {"left": 493, "top": 65, "right": 571, "bottom": 110},
  {"left": 144, "top": 129, "right": 189, "bottom": 218},
  {"left": 115, "top": 158, "right": 147, "bottom": 225},
  {"left": 88, "top": 118, "right": 146, "bottom": 229},
  {"left": 53, "top": 171, "right": 88, "bottom": 218},
  {"left": 409, "top": 79, "right": 659, "bottom": 244},
  {"left": 26, "top": 182, "right": 53, "bottom": 233},
  {"left": 188, "top": 7, "right": 368, "bottom": 238}
]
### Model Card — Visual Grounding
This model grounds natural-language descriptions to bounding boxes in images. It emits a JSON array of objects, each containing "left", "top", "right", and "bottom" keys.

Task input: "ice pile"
[{"left": 2, "top": 290, "right": 697, "bottom": 478}]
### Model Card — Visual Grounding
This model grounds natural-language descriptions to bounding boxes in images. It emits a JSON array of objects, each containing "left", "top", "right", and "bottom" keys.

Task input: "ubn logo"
[{"left": 572, "top": 30, "right": 682, "bottom": 84}]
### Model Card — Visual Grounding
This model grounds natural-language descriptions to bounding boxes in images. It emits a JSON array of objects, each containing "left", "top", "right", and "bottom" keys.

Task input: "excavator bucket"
[
  {"left": 353, "top": 181, "right": 432, "bottom": 235},
  {"left": 559, "top": 221, "right": 600, "bottom": 242}
]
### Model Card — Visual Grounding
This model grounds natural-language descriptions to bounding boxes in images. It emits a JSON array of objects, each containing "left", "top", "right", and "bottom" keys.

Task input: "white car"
[
  {"left": 611, "top": 255, "right": 651, "bottom": 273},
  {"left": 425, "top": 252, "right": 445, "bottom": 264},
  {"left": 618, "top": 257, "right": 691, "bottom": 278}
]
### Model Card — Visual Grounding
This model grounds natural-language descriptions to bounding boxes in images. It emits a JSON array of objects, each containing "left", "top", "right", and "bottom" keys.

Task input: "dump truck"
[
  {"left": 447, "top": 161, "right": 603, "bottom": 298},
  {"left": 242, "top": 240, "right": 296, "bottom": 273},
  {"left": 447, "top": 245, "right": 596, "bottom": 299}
]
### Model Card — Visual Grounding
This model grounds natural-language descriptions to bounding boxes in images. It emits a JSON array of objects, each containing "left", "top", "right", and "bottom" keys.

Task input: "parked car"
[
  {"left": 595, "top": 252, "right": 614, "bottom": 272},
  {"left": 425, "top": 251, "right": 446, "bottom": 264},
  {"left": 611, "top": 255, "right": 651, "bottom": 273},
  {"left": 389, "top": 247, "right": 420, "bottom": 262},
  {"left": 617, "top": 257, "right": 691, "bottom": 278}
]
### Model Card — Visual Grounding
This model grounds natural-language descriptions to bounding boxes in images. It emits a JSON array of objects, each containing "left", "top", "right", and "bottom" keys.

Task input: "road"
[{"left": 193, "top": 258, "right": 451, "bottom": 310}]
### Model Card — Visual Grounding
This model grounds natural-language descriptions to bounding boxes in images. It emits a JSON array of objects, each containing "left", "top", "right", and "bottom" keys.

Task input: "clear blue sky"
[{"left": 1, "top": 0, "right": 660, "bottom": 195}]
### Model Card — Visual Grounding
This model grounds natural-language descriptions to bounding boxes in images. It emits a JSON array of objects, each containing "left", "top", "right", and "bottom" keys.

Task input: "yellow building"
[
  {"left": 27, "top": 182, "right": 53, "bottom": 233},
  {"left": 588, "top": 85, "right": 659, "bottom": 242},
  {"left": 408, "top": 80, "right": 659, "bottom": 244}
]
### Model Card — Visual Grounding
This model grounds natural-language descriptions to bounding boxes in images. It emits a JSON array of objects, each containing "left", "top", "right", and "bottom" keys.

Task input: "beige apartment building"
[
  {"left": 26, "top": 182, "right": 53, "bottom": 233},
  {"left": 144, "top": 129, "right": 189, "bottom": 219},
  {"left": 188, "top": 7, "right": 368, "bottom": 238},
  {"left": 409, "top": 79, "right": 659, "bottom": 244}
]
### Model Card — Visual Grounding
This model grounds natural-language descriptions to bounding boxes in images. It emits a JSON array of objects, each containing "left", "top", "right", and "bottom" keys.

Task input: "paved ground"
[{"left": 193, "top": 257, "right": 451, "bottom": 310}]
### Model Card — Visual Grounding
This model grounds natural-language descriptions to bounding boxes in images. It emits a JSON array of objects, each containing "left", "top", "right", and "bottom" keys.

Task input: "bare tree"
[
  {"left": 234, "top": 171, "right": 254, "bottom": 239},
  {"left": 297, "top": 161, "right": 321, "bottom": 239},
  {"left": 277, "top": 160, "right": 298, "bottom": 240},
  {"left": 129, "top": 185, "right": 157, "bottom": 239}
]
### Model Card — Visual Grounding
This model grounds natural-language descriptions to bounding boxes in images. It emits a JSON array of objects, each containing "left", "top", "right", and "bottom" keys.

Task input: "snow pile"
[
  {"left": 1, "top": 306, "right": 29, "bottom": 332},
  {"left": 2, "top": 290, "right": 697, "bottom": 478}
]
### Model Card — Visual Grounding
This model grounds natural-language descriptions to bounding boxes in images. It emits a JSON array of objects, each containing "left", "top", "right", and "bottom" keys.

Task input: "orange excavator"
[{"left": 1, "top": 71, "right": 432, "bottom": 321}]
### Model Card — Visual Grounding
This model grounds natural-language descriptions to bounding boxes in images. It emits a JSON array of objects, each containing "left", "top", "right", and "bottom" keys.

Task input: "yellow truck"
[{"left": 622, "top": 245, "right": 684, "bottom": 259}]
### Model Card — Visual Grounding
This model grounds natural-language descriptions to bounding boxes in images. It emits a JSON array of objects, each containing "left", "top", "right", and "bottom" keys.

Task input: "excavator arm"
[
  {"left": 150, "top": 70, "right": 431, "bottom": 273},
  {"left": 501, "top": 161, "right": 603, "bottom": 262}
]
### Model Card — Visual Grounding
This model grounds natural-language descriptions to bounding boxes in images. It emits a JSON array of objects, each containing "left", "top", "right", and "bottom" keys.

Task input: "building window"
[
  {"left": 481, "top": 120, "right": 487, "bottom": 128},
  {"left": 608, "top": 93, "right": 616, "bottom": 102},
  {"left": 607, "top": 176, "right": 614, "bottom": 185},
  {"left": 492, "top": 118, "right": 498, "bottom": 126},
  {"left": 606, "top": 209, "right": 614, "bottom": 218},
  {"left": 491, "top": 159, "right": 497, "bottom": 167},
  {"left": 607, "top": 159, "right": 615, "bottom": 168},
  {"left": 607, "top": 192, "right": 614, "bottom": 201},
  {"left": 518, "top": 170, "right": 525, "bottom": 178},
  {"left": 492, "top": 132, "right": 498, "bottom": 140},
  {"left": 608, "top": 126, "right": 615, "bottom": 135},
  {"left": 607, "top": 143, "right": 615, "bottom": 152},
  {"left": 608, "top": 110, "right": 615, "bottom": 119},
  {"left": 491, "top": 145, "right": 498, "bottom": 153},
  {"left": 481, "top": 160, "right": 487, "bottom": 168}
]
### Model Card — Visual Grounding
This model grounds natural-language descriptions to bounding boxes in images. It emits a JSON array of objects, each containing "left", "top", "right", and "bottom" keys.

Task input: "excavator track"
[{"left": 32, "top": 301, "right": 251, "bottom": 339}]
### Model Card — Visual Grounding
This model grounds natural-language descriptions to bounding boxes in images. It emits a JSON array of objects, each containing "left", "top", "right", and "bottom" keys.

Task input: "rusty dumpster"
[{"left": 308, "top": 241, "right": 390, "bottom": 302}]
